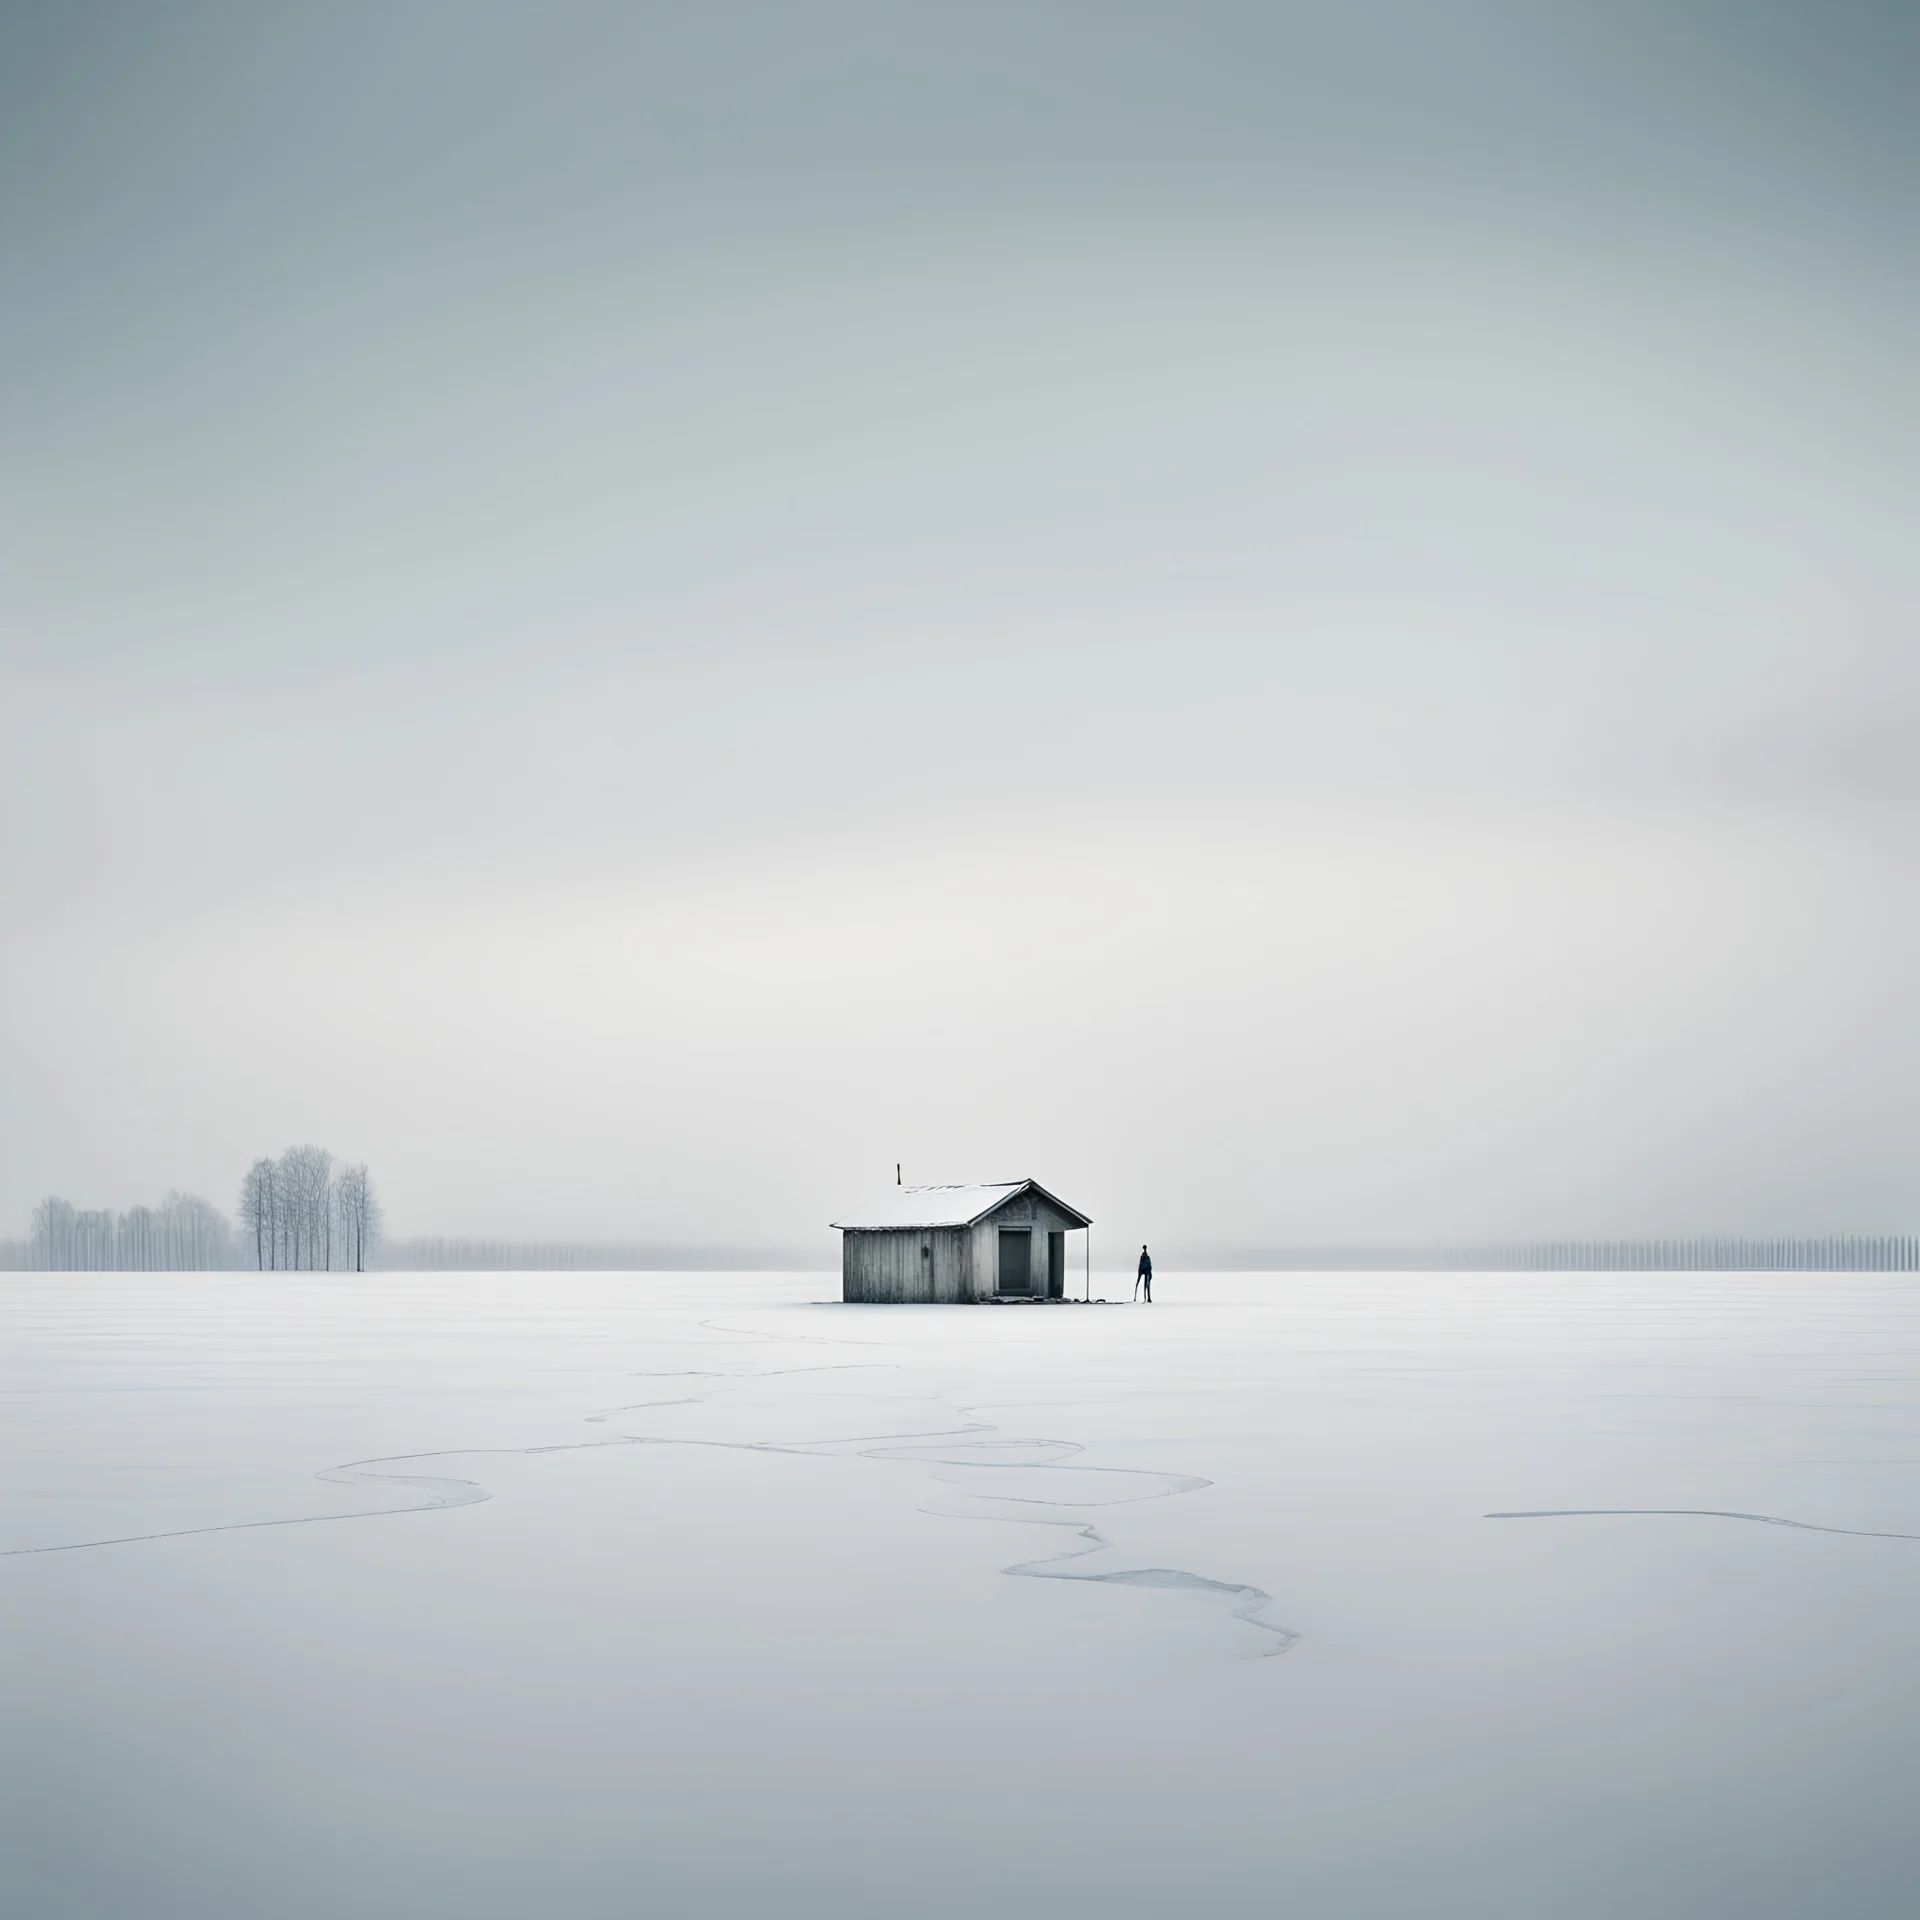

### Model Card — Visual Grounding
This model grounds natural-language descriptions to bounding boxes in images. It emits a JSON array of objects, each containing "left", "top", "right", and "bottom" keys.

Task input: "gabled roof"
[{"left": 832, "top": 1179, "right": 1091, "bottom": 1232}]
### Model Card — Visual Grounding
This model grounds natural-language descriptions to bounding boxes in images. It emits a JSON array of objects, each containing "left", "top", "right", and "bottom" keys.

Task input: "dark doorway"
[
  {"left": 1047, "top": 1232, "right": 1065, "bottom": 1298},
  {"left": 997, "top": 1230, "right": 1031, "bottom": 1294}
]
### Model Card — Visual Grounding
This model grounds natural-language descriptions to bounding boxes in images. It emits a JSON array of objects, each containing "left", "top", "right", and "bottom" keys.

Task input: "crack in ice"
[
  {"left": 1487, "top": 1507, "right": 1920, "bottom": 1540},
  {"left": 5, "top": 1315, "right": 1301, "bottom": 1658}
]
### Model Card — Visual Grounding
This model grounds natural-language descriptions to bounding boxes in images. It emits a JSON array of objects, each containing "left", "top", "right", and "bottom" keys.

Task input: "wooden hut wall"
[
  {"left": 968, "top": 1191, "right": 1084, "bottom": 1296},
  {"left": 842, "top": 1226, "right": 975, "bottom": 1303}
]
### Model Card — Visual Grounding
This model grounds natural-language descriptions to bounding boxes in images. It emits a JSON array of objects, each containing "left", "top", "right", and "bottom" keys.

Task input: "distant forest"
[
  {"left": 380, "top": 1239, "right": 813, "bottom": 1271},
  {"left": 13, "top": 1145, "right": 381, "bottom": 1272},
  {"left": 20, "top": 1191, "right": 239, "bottom": 1272},
  {"left": 1200, "top": 1237, "right": 1920, "bottom": 1272},
  {"left": 6, "top": 1212, "right": 1918, "bottom": 1276}
]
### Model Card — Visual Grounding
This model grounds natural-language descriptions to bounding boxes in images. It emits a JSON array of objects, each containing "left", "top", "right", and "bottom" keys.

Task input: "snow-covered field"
[{"left": 5, "top": 1271, "right": 1919, "bottom": 1918}]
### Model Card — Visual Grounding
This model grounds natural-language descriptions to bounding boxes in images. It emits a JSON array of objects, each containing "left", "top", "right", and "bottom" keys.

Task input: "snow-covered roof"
[{"left": 831, "top": 1180, "right": 1090, "bottom": 1231}]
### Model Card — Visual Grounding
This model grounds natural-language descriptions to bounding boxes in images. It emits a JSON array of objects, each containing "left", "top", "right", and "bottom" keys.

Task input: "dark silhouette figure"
[{"left": 1135, "top": 1245, "right": 1153, "bottom": 1303}]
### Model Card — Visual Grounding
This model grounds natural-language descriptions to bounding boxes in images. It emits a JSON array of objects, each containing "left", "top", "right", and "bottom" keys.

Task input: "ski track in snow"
[
  {"left": 903, "top": 1442, "right": 1298, "bottom": 1656},
  {"left": 2, "top": 1312, "right": 1298, "bottom": 1656},
  {"left": 0, "top": 1461, "right": 494, "bottom": 1556},
  {"left": 1487, "top": 1507, "right": 1920, "bottom": 1541}
]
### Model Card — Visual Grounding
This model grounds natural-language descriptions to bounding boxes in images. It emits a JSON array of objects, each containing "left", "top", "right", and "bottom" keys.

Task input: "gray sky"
[{"left": 3, "top": 1, "right": 1916, "bottom": 1253}]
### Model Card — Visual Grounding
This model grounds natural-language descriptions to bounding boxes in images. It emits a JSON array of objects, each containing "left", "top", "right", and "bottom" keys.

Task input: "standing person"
[{"left": 1135, "top": 1244, "right": 1153, "bottom": 1303}]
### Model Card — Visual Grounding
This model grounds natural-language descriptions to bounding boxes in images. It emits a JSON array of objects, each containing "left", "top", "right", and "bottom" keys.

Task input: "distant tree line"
[
  {"left": 1477, "top": 1236, "right": 1920, "bottom": 1272},
  {"left": 18, "top": 1146, "right": 381, "bottom": 1273},
  {"left": 27, "top": 1192, "right": 239, "bottom": 1271},
  {"left": 374, "top": 1239, "right": 801, "bottom": 1271},
  {"left": 1215, "top": 1236, "right": 1920, "bottom": 1272},
  {"left": 237, "top": 1146, "right": 382, "bottom": 1271},
  {"left": 382, "top": 1239, "right": 651, "bottom": 1272}
]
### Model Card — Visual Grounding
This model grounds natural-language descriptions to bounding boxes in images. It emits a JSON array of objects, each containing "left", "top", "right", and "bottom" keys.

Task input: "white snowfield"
[{"left": 4, "top": 1271, "right": 1919, "bottom": 1919}]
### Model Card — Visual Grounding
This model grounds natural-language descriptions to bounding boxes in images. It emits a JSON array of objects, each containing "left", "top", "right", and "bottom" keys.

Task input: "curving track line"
[
  {"left": 0, "top": 1456, "right": 494, "bottom": 1557},
  {"left": 1487, "top": 1507, "right": 1920, "bottom": 1541},
  {"left": 4, "top": 1316, "right": 1300, "bottom": 1656}
]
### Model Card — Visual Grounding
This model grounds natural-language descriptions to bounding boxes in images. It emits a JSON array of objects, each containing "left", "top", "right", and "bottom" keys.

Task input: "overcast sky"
[{"left": 2, "top": 1, "right": 1915, "bottom": 1255}]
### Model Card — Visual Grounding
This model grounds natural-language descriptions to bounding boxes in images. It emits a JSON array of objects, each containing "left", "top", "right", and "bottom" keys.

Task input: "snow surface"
[{"left": 5, "top": 1270, "right": 1920, "bottom": 1918}]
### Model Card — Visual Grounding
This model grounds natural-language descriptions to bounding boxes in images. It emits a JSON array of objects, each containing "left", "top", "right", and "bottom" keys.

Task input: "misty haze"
[{"left": 4, "top": 5, "right": 1918, "bottom": 1917}]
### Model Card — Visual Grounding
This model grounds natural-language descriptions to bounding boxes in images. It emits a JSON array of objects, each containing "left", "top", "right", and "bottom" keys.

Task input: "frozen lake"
[{"left": 5, "top": 1271, "right": 1919, "bottom": 1917}]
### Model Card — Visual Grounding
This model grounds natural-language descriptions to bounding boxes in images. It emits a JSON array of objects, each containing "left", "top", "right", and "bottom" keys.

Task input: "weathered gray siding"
[{"left": 842, "top": 1226, "right": 974, "bottom": 1303}]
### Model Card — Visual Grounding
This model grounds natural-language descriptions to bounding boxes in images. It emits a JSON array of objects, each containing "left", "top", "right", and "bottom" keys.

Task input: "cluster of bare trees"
[
  {"left": 237, "top": 1146, "right": 382, "bottom": 1271},
  {"left": 16, "top": 1153, "right": 383, "bottom": 1273},
  {"left": 28, "top": 1193, "right": 238, "bottom": 1271}
]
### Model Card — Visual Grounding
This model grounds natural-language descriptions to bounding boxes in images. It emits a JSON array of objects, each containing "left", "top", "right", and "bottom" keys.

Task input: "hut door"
[
  {"left": 1047, "top": 1232, "right": 1065, "bottom": 1298},
  {"left": 997, "top": 1230, "right": 1031, "bottom": 1294}
]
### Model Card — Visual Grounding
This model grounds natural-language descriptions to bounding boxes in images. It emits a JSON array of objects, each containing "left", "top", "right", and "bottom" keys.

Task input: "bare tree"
[
  {"left": 333, "top": 1165, "right": 357, "bottom": 1274},
  {"left": 275, "top": 1145, "right": 334, "bottom": 1269},
  {"left": 332, "top": 1163, "right": 382, "bottom": 1273},
  {"left": 31, "top": 1197, "right": 76, "bottom": 1271},
  {"left": 75, "top": 1209, "right": 113, "bottom": 1269},
  {"left": 163, "top": 1192, "right": 233, "bottom": 1270},
  {"left": 355, "top": 1165, "right": 381, "bottom": 1270},
  {"left": 238, "top": 1161, "right": 277, "bottom": 1269},
  {"left": 121, "top": 1205, "right": 155, "bottom": 1270},
  {"left": 308, "top": 1146, "right": 334, "bottom": 1268}
]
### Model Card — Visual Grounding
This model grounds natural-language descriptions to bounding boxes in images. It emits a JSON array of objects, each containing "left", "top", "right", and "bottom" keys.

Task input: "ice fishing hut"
[{"left": 832, "top": 1180, "right": 1093, "bottom": 1303}]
